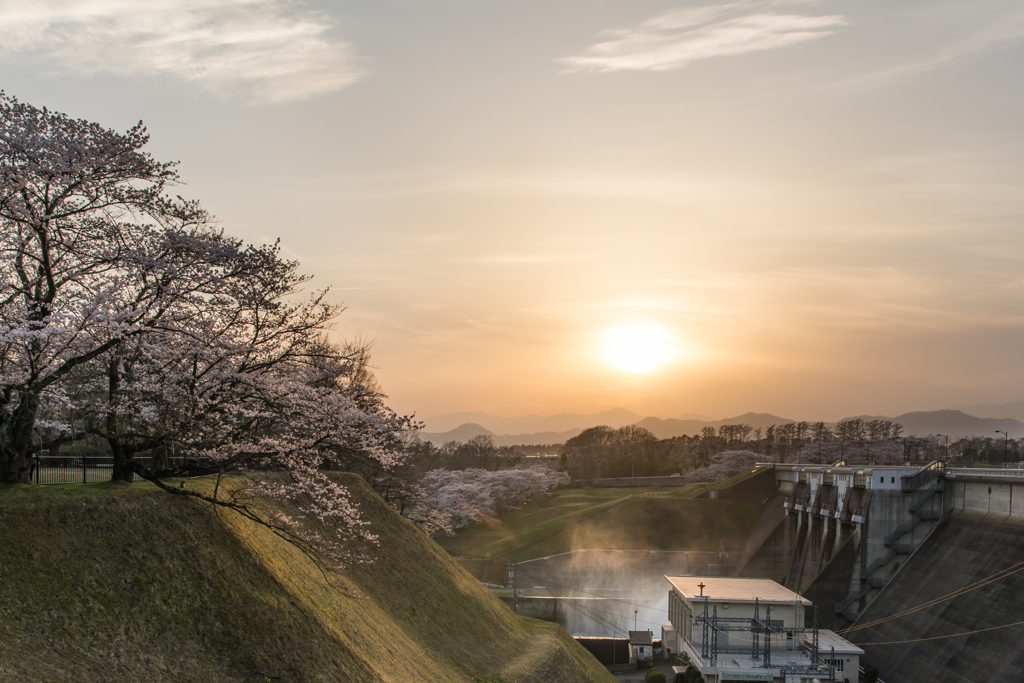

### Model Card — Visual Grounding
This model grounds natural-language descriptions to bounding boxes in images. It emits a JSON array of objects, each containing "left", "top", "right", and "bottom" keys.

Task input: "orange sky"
[{"left": 5, "top": 0, "right": 1024, "bottom": 421}]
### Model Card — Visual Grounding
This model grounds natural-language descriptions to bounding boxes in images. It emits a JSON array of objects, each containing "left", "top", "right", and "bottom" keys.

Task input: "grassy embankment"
[
  {"left": 0, "top": 475, "right": 616, "bottom": 683},
  {"left": 440, "top": 469, "right": 766, "bottom": 563}
]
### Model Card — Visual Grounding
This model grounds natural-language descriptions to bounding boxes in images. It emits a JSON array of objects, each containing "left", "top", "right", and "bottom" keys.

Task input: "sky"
[{"left": 2, "top": 0, "right": 1023, "bottom": 422}]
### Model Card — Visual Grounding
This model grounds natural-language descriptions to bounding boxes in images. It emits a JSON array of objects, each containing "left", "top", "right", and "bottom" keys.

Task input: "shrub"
[{"left": 645, "top": 668, "right": 667, "bottom": 683}]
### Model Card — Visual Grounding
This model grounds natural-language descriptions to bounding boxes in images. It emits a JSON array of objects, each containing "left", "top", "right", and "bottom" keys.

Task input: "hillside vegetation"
[{"left": 0, "top": 475, "right": 615, "bottom": 683}]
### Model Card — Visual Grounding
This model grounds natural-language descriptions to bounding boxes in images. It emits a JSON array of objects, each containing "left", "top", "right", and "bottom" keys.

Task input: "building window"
[
  {"left": 891, "top": 477, "right": 895, "bottom": 483},
  {"left": 826, "top": 659, "right": 845, "bottom": 671},
  {"left": 879, "top": 476, "right": 883, "bottom": 483}
]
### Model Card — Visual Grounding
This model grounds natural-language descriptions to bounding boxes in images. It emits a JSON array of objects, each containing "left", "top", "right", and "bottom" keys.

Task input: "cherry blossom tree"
[
  {"left": 685, "top": 450, "right": 772, "bottom": 483},
  {"left": 0, "top": 92, "right": 415, "bottom": 568},
  {"left": 413, "top": 466, "right": 570, "bottom": 534}
]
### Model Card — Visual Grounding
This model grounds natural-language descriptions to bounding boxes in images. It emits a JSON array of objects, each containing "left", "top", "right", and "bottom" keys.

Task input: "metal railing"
[
  {"left": 908, "top": 486, "right": 938, "bottom": 513},
  {"left": 945, "top": 467, "right": 1024, "bottom": 480},
  {"left": 900, "top": 460, "right": 945, "bottom": 492},
  {"left": 885, "top": 518, "right": 922, "bottom": 547}
]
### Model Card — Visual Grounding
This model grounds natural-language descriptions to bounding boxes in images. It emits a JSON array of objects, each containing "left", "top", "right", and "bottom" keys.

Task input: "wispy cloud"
[
  {"left": 561, "top": 1, "right": 845, "bottom": 72},
  {"left": 0, "top": 0, "right": 364, "bottom": 103},
  {"left": 840, "top": 8, "right": 1024, "bottom": 89}
]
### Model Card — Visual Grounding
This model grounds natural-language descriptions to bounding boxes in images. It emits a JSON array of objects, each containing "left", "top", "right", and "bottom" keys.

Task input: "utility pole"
[
  {"left": 512, "top": 557, "right": 518, "bottom": 614},
  {"left": 938, "top": 434, "right": 949, "bottom": 462}
]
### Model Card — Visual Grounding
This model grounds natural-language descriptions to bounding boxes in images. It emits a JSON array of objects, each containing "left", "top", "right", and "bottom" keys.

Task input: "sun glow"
[{"left": 599, "top": 324, "right": 678, "bottom": 374}]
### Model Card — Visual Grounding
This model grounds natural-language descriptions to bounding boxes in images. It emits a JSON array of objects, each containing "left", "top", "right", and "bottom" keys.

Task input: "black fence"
[{"left": 29, "top": 455, "right": 185, "bottom": 484}]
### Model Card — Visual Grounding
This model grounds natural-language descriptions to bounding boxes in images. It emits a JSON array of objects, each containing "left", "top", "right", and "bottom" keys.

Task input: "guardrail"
[
  {"left": 945, "top": 467, "right": 1024, "bottom": 480},
  {"left": 900, "top": 460, "right": 945, "bottom": 492}
]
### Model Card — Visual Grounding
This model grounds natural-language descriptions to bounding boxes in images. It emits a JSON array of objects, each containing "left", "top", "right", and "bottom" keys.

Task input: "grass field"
[
  {"left": 439, "top": 485, "right": 700, "bottom": 559},
  {"left": 0, "top": 476, "right": 616, "bottom": 683},
  {"left": 438, "top": 470, "right": 767, "bottom": 564}
]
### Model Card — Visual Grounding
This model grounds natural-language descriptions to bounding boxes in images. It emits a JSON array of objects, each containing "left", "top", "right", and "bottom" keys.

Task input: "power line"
[
  {"left": 519, "top": 568, "right": 627, "bottom": 636},
  {"left": 518, "top": 568, "right": 669, "bottom": 634},
  {"left": 520, "top": 572, "right": 663, "bottom": 611},
  {"left": 838, "top": 559, "right": 1024, "bottom": 635},
  {"left": 855, "top": 620, "right": 1024, "bottom": 646}
]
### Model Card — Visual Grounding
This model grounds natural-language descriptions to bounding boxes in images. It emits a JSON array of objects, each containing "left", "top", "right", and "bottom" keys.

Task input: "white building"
[
  {"left": 662, "top": 577, "right": 862, "bottom": 683},
  {"left": 629, "top": 630, "right": 654, "bottom": 668}
]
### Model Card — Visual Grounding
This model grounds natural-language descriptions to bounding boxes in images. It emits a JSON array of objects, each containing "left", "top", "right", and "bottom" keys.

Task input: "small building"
[
  {"left": 663, "top": 576, "right": 862, "bottom": 683},
  {"left": 629, "top": 630, "right": 654, "bottom": 668},
  {"left": 815, "top": 630, "right": 863, "bottom": 683}
]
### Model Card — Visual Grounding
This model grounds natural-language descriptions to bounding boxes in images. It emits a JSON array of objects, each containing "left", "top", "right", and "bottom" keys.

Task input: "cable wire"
[
  {"left": 838, "top": 559, "right": 1024, "bottom": 635},
  {"left": 854, "top": 619, "right": 1024, "bottom": 646}
]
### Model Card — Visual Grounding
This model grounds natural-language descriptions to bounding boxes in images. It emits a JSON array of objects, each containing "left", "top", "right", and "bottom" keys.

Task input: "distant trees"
[
  {"left": 560, "top": 425, "right": 657, "bottom": 480},
  {"left": 439, "top": 435, "right": 527, "bottom": 470}
]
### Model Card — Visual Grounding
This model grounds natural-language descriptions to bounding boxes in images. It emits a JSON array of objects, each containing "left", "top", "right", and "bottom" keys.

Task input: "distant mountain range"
[
  {"left": 417, "top": 406, "right": 1024, "bottom": 445},
  {"left": 865, "top": 410, "right": 1024, "bottom": 439},
  {"left": 422, "top": 408, "right": 648, "bottom": 435},
  {"left": 417, "top": 423, "right": 583, "bottom": 448},
  {"left": 953, "top": 400, "right": 1024, "bottom": 422}
]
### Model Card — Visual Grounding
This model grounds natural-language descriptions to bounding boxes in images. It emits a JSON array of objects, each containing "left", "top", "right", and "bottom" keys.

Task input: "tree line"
[{"left": 551, "top": 419, "right": 1023, "bottom": 480}]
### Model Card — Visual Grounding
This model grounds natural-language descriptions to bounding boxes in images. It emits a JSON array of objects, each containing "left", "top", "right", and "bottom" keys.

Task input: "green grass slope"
[
  {"left": 440, "top": 486, "right": 683, "bottom": 558},
  {"left": 512, "top": 497, "right": 763, "bottom": 561},
  {"left": 0, "top": 476, "right": 616, "bottom": 683},
  {"left": 439, "top": 480, "right": 762, "bottom": 564}
]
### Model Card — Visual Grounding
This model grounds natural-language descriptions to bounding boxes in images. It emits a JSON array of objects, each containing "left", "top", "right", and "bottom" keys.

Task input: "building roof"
[
  {"left": 812, "top": 630, "right": 864, "bottom": 656},
  {"left": 628, "top": 631, "right": 653, "bottom": 645},
  {"left": 665, "top": 576, "right": 811, "bottom": 605}
]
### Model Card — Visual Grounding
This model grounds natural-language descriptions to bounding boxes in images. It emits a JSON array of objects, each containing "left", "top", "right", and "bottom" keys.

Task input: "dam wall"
[
  {"left": 736, "top": 463, "right": 947, "bottom": 628},
  {"left": 852, "top": 510, "right": 1024, "bottom": 683}
]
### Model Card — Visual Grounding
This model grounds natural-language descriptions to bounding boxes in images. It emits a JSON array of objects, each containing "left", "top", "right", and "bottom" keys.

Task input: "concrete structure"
[
  {"left": 737, "top": 462, "right": 948, "bottom": 627},
  {"left": 662, "top": 577, "right": 861, "bottom": 682},
  {"left": 853, "top": 510, "right": 1024, "bottom": 682},
  {"left": 734, "top": 462, "right": 1024, "bottom": 632}
]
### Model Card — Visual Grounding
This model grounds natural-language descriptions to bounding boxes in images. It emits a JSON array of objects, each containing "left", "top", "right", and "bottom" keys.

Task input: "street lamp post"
[
  {"left": 996, "top": 431, "right": 1009, "bottom": 465},
  {"left": 938, "top": 434, "right": 949, "bottom": 463}
]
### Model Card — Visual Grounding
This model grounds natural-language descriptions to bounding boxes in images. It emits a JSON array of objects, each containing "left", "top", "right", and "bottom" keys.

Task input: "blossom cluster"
[{"left": 412, "top": 466, "right": 570, "bottom": 533}]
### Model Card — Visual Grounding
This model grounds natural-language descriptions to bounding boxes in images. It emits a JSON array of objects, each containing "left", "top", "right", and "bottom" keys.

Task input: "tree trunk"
[
  {"left": 107, "top": 357, "right": 134, "bottom": 483},
  {"left": 1, "top": 392, "right": 41, "bottom": 483}
]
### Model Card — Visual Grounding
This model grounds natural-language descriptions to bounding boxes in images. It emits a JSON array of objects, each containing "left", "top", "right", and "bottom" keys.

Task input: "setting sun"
[{"left": 599, "top": 324, "right": 678, "bottom": 374}]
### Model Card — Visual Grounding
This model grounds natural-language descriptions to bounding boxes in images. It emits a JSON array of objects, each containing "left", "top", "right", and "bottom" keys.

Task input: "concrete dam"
[{"left": 736, "top": 462, "right": 1024, "bottom": 682}]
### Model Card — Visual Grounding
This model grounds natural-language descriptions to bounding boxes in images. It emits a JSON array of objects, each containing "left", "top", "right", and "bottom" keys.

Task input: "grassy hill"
[{"left": 0, "top": 475, "right": 616, "bottom": 683}]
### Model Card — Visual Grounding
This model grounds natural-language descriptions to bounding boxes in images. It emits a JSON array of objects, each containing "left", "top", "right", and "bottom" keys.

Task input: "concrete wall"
[
  {"left": 742, "top": 467, "right": 947, "bottom": 629},
  {"left": 497, "top": 595, "right": 559, "bottom": 621},
  {"left": 855, "top": 511, "right": 1024, "bottom": 683},
  {"left": 947, "top": 478, "right": 1024, "bottom": 517}
]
